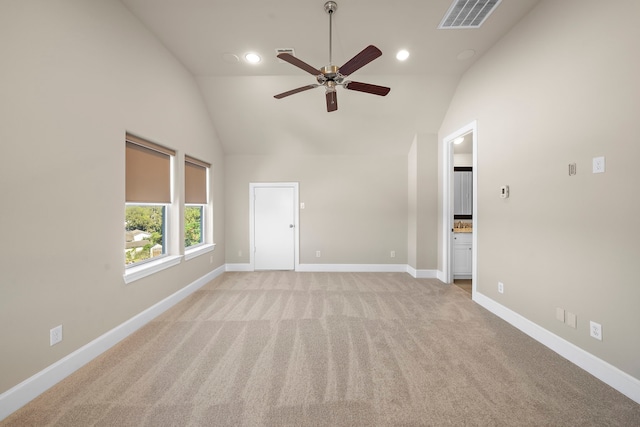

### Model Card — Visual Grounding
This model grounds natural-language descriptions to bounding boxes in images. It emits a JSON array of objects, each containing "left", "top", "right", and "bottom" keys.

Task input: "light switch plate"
[
  {"left": 566, "top": 312, "right": 577, "bottom": 329},
  {"left": 556, "top": 307, "right": 565, "bottom": 322}
]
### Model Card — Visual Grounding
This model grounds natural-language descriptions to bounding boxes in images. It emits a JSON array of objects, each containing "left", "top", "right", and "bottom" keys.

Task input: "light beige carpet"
[{"left": 3, "top": 272, "right": 639, "bottom": 426}]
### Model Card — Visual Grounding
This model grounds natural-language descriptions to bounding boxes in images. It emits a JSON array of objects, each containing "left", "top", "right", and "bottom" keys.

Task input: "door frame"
[
  {"left": 442, "top": 121, "right": 477, "bottom": 295},
  {"left": 249, "top": 182, "right": 300, "bottom": 271}
]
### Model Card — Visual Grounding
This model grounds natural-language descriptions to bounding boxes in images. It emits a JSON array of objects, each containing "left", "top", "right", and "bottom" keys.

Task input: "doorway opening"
[{"left": 442, "top": 121, "right": 477, "bottom": 298}]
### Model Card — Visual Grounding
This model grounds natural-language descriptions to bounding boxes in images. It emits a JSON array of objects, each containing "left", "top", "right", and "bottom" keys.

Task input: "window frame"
[
  {"left": 124, "top": 134, "right": 182, "bottom": 283},
  {"left": 184, "top": 155, "right": 215, "bottom": 260},
  {"left": 184, "top": 204, "right": 205, "bottom": 249}
]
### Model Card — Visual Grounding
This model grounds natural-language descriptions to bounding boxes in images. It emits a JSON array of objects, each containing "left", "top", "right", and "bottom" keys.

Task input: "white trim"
[
  {"left": 226, "top": 263, "right": 439, "bottom": 277},
  {"left": 442, "top": 133, "right": 454, "bottom": 284},
  {"left": 474, "top": 292, "right": 640, "bottom": 405},
  {"left": 407, "top": 265, "right": 417, "bottom": 277},
  {"left": 184, "top": 243, "right": 216, "bottom": 261},
  {"left": 0, "top": 265, "right": 225, "bottom": 421},
  {"left": 225, "top": 263, "right": 253, "bottom": 272},
  {"left": 407, "top": 266, "right": 439, "bottom": 279},
  {"left": 296, "top": 263, "right": 408, "bottom": 273},
  {"left": 442, "top": 121, "right": 477, "bottom": 291},
  {"left": 123, "top": 255, "right": 182, "bottom": 284}
]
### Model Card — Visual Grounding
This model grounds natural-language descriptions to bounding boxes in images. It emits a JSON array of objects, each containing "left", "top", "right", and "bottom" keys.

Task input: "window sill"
[
  {"left": 123, "top": 255, "right": 183, "bottom": 285},
  {"left": 184, "top": 243, "right": 216, "bottom": 261}
]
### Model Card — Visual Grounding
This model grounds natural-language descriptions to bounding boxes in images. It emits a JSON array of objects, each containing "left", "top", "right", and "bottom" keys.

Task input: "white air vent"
[
  {"left": 439, "top": 0, "right": 502, "bottom": 29},
  {"left": 276, "top": 48, "right": 295, "bottom": 63}
]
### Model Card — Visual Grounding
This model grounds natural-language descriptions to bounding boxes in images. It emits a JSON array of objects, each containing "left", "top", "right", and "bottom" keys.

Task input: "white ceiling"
[{"left": 121, "top": 0, "right": 540, "bottom": 155}]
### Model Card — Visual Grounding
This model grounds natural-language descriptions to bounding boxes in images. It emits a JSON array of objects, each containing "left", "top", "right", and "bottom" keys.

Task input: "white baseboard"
[
  {"left": 0, "top": 265, "right": 226, "bottom": 422},
  {"left": 409, "top": 268, "right": 439, "bottom": 279},
  {"left": 228, "top": 263, "right": 438, "bottom": 278},
  {"left": 295, "top": 263, "right": 408, "bottom": 273},
  {"left": 474, "top": 291, "right": 640, "bottom": 405},
  {"left": 225, "top": 263, "right": 253, "bottom": 272}
]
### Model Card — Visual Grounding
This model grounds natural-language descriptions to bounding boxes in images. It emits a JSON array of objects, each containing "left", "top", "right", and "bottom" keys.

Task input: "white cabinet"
[
  {"left": 453, "top": 233, "right": 472, "bottom": 277},
  {"left": 454, "top": 170, "right": 472, "bottom": 216}
]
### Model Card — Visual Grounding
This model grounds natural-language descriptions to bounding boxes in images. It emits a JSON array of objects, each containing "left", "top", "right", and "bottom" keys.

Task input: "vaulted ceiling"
[{"left": 121, "top": 0, "right": 540, "bottom": 155}]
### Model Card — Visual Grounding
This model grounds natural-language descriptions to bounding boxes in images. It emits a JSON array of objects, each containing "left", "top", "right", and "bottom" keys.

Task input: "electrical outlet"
[
  {"left": 592, "top": 156, "right": 605, "bottom": 173},
  {"left": 238, "top": 250, "right": 242, "bottom": 257},
  {"left": 556, "top": 307, "right": 565, "bottom": 322},
  {"left": 209, "top": 255, "right": 214, "bottom": 264},
  {"left": 390, "top": 250, "right": 396, "bottom": 258},
  {"left": 50, "top": 325, "right": 63, "bottom": 346},
  {"left": 498, "top": 282, "right": 504, "bottom": 294},
  {"left": 316, "top": 250, "right": 321, "bottom": 258},
  {"left": 590, "top": 321, "right": 602, "bottom": 341}
]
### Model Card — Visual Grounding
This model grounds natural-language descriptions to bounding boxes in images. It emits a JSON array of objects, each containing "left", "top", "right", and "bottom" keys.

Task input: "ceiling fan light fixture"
[
  {"left": 396, "top": 50, "right": 410, "bottom": 61},
  {"left": 244, "top": 52, "right": 261, "bottom": 64}
]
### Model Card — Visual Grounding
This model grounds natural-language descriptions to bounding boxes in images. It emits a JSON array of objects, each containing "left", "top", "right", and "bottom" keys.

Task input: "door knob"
[{"left": 289, "top": 224, "right": 295, "bottom": 228}]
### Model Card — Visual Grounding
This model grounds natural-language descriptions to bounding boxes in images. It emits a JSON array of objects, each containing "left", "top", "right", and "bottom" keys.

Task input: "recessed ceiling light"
[
  {"left": 396, "top": 49, "right": 410, "bottom": 61},
  {"left": 244, "top": 53, "right": 261, "bottom": 64},
  {"left": 454, "top": 137, "right": 465, "bottom": 145}
]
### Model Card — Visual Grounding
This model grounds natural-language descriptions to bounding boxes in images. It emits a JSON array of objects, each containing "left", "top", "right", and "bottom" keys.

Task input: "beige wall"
[
  {"left": 408, "top": 133, "right": 439, "bottom": 271},
  {"left": 225, "top": 155, "right": 408, "bottom": 264},
  {"left": 416, "top": 134, "right": 439, "bottom": 270},
  {"left": 0, "top": 0, "right": 225, "bottom": 394},
  {"left": 408, "top": 137, "right": 418, "bottom": 268},
  {"left": 439, "top": 0, "right": 640, "bottom": 379}
]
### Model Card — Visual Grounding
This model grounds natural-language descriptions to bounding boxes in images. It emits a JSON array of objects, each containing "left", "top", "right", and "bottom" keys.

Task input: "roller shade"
[
  {"left": 185, "top": 156, "right": 209, "bottom": 204},
  {"left": 126, "top": 134, "right": 175, "bottom": 203}
]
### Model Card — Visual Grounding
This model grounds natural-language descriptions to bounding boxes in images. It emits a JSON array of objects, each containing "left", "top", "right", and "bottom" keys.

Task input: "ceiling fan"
[{"left": 274, "top": 1, "right": 390, "bottom": 112}]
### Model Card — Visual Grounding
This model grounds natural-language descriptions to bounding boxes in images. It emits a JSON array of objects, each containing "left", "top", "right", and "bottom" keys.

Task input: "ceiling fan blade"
[
  {"left": 274, "top": 84, "right": 319, "bottom": 99},
  {"left": 326, "top": 91, "right": 338, "bottom": 112},
  {"left": 344, "top": 81, "right": 390, "bottom": 96},
  {"left": 277, "top": 53, "right": 322, "bottom": 76},
  {"left": 338, "top": 45, "right": 382, "bottom": 76}
]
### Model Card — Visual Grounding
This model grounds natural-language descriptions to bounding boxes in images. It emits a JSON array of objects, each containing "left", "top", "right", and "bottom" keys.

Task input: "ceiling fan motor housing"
[
  {"left": 324, "top": 1, "right": 337, "bottom": 14},
  {"left": 319, "top": 65, "right": 341, "bottom": 84}
]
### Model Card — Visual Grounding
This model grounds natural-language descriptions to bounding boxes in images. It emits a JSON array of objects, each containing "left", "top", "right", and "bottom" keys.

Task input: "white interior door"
[{"left": 253, "top": 185, "right": 296, "bottom": 270}]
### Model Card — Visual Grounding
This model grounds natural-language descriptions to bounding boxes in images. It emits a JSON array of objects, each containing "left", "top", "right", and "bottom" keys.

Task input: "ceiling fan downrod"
[
  {"left": 324, "top": 1, "right": 337, "bottom": 66},
  {"left": 322, "top": 1, "right": 339, "bottom": 86}
]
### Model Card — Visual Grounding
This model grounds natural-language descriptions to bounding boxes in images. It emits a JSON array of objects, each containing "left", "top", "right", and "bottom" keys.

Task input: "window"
[
  {"left": 184, "top": 156, "right": 210, "bottom": 249},
  {"left": 125, "top": 134, "right": 175, "bottom": 267}
]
